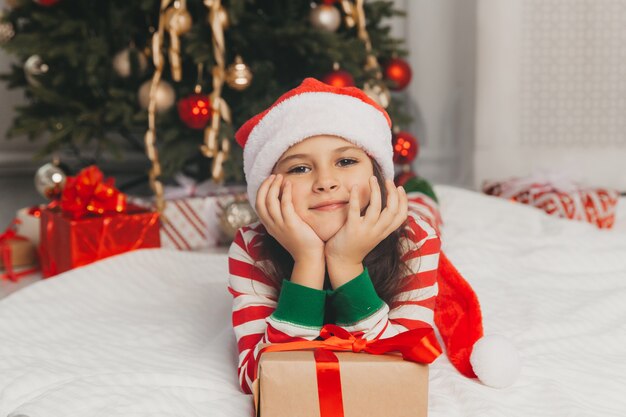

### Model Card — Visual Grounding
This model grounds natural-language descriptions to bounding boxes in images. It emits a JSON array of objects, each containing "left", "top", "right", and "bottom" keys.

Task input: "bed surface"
[{"left": 1, "top": 185, "right": 625, "bottom": 416}]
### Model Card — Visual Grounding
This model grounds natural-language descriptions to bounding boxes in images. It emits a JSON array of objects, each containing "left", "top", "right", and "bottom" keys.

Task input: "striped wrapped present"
[
  {"left": 483, "top": 176, "right": 619, "bottom": 229},
  {"left": 133, "top": 176, "right": 255, "bottom": 250}
]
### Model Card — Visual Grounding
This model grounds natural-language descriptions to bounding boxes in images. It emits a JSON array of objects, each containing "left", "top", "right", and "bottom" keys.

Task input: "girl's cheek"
[{"left": 357, "top": 183, "right": 372, "bottom": 208}]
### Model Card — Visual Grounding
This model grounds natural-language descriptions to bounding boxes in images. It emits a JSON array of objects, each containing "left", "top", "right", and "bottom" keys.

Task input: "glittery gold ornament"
[{"left": 225, "top": 55, "right": 253, "bottom": 91}]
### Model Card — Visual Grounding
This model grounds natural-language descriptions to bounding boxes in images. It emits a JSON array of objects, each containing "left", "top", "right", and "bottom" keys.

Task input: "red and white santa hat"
[
  {"left": 235, "top": 77, "right": 394, "bottom": 207},
  {"left": 235, "top": 77, "right": 520, "bottom": 388}
]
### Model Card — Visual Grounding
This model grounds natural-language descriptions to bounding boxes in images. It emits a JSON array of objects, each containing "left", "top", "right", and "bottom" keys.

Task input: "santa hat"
[
  {"left": 235, "top": 77, "right": 394, "bottom": 208},
  {"left": 235, "top": 77, "right": 520, "bottom": 388},
  {"left": 437, "top": 253, "right": 520, "bottom": 388}
]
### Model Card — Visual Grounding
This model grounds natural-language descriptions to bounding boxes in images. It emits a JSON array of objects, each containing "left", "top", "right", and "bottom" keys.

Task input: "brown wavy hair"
[{"left": 255, "top": 159, "right": 414, "bottom": 305}]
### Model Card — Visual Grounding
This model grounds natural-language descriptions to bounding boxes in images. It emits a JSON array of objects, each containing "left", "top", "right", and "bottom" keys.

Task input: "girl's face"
[{"left": 272, "top": 135, "right": 375, "bottom": 242}]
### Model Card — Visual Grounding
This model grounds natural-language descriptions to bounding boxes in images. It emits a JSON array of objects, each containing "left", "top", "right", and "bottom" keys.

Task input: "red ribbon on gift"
[
  {"left": 60, "top": 166, "right": 127, "bottom": 219},
  {"left": 256, "top": 324, "right": 442, "bottom": 417},
  {"left": 1, "top": 219, "right": 38, "bottom": 282}
]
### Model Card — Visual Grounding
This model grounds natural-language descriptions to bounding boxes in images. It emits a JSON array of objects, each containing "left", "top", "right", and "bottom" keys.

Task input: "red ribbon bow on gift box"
[
  {"left": 60, "top": 166, "right": 127, "bottom": 219},
  {"left": 256, "top": 324, "right": 442, "bottom": 417}
]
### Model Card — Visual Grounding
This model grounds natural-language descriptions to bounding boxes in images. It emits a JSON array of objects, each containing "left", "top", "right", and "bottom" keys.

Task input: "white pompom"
[{"left": 470, "top": 334, "right": 521, "bottom": 388}]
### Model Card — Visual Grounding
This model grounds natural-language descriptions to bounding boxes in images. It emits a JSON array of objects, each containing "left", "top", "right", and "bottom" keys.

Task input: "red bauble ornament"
[
  {"left": 392, "top": 131, "right": 419, "bottom": 164},
  {"left": 322, "top": 69, "right": 355, "bottom": 88},
  {"left": 384, "top": 57, "right": 412, "bottom": 91},
  {"left": 177, "top": 94, "right": 212, "bottom": 130},
  {"left": 34, "top": 0, "right": 61, "bottom": 6}
]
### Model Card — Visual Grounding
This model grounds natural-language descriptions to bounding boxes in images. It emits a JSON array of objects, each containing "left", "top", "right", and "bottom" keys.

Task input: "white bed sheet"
[{"left": 0, "top": 185, "right": 625, "bottom": 417}]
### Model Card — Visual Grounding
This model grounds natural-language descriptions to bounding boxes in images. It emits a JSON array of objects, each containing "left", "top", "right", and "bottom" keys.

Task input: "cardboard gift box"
[
  {"left": 39, "top": 204, "right": 160, "bottom": 278},
  {"left": 1, "top": 235, "right": 38, "bottom": 281},
  {"left": 0, "top": 236, "right": 37, "bottom": 270},
  {"left": 253, "top": 350, "right": 429, "bottom": 417}
]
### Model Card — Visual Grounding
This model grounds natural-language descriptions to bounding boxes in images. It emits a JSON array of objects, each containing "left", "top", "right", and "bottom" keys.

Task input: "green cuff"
[
  {"left": 271, "top": 279, "right": 326, "bottom": 328},
  {"left": 402, "top": 177, "right": 438, "bottom": 203},
  {"left": 329, "top": 268, "right": 384, "bottom": 326}
]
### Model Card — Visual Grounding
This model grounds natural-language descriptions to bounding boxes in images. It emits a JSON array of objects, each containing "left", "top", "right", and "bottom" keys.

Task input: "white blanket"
[{"left": 1, "top": 185, "right": 625, "bottom": 417}]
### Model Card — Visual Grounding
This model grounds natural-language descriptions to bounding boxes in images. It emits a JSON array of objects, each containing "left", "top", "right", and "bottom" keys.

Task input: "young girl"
[{"left": 227, "top": 78, "right": 443, "bottom": 394}]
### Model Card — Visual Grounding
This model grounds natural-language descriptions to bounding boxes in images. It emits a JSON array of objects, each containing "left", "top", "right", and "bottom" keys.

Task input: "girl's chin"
[{"left": 310, "top": 224, "right": 343, "bottom": 242}]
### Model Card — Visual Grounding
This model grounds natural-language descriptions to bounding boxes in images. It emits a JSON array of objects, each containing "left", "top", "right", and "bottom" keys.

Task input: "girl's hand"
[
  {"left": 255, "top": 174, "right": 325, "bottom": 263},
  {"left": 325, "top": 177, "right": 408, "bottom": 285}
]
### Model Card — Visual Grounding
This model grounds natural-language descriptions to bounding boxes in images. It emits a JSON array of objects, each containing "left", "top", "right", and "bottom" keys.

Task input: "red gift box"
[
  {"left": 39, "top": 205, "right": 160, "bottom": 277},
  {"left": 483, "top": 177, "right": 619, "bottom": 229},
  {"left": 39, "top": 166, "right": 161, "bottom": 277}
]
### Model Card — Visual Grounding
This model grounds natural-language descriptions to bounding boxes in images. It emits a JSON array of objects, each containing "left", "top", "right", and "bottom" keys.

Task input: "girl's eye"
[
  {"left": 338, "top": 158, "right": 357, "bottom": 167},
  {"left": 287, "top": 165, "right": 310, "bottom": 174}
]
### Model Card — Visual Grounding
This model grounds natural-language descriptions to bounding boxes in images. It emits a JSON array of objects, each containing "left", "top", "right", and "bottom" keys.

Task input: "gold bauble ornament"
[
  {"left": 363, "top": 80, "right": 390, "bottom": 109},
  {"left": 225, "top": 55, "right": 253, "bottom": 91},
  {"left": 23, "top": 55, "right": 49, "bottom": 87},
  {"left": 138, "top": 79, "right": 176, "bottom": 113},
  {"left": 34, "top": 161, "right": 67, "bottom": 200},
  {"left": 165, "top": 6, "right": 193, "bottom": 36},
  {"left": 310, "top": 3, "right": 341, "bottom": 32},
  {"left": 219, "top": 201, "right": 257, "bottom": 240},
  {"left": 112, "top": 47, "right": 149, "bottom": 78}
]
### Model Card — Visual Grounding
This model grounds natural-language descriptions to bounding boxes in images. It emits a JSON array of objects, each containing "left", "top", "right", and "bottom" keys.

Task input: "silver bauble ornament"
[
  {"left": 219, "top": 201, "right": 257, "bottom": 240},
  {"left": 112, "top": 47, "right": 148, "bottom": 78},
  {"left": 24, "top": 55, "right": 49, "bottom": 87},
  {"left": 34, "top": 161, "right": 67, "bottom": 200},
  {"left": 138, "top": 79, "right": 176, "bottom": 113},
  {"left": 310, "top": 3, "right": 341, "bottom": 32},
  {"left": 225, "top": 55, "right": 253, "bottom": 91}
]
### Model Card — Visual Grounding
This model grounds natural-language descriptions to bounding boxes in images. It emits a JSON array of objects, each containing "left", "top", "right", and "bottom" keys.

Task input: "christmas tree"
[{"left": 0, "top": 0, "right": 413, "bottom": 193}]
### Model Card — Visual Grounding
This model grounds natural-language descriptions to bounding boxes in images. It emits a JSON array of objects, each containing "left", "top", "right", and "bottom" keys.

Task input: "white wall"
[
  {"left": 395, "top": 0, "right": 477, "bottom": 188},
  {"left": 475, "top": 0, "right": 626, "bottom": 191}
]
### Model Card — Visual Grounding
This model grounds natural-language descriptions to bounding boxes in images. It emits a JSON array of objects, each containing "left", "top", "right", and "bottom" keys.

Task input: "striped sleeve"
[
  {"left": 327, "top": 194, "right": 442, "bottom": 341},
  {"left": 227, "top": 222, "right": 324, "bottom": 394}
]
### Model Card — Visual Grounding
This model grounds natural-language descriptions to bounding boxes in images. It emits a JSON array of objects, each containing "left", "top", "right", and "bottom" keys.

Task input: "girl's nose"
[{"left": 313, "top": 173, "right": 339, "bottom": 192}]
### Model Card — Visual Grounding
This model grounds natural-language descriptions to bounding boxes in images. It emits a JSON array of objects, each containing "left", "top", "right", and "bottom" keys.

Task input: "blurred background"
[{"left": 1, "top": 0, "right": 625, "bottom": 229}]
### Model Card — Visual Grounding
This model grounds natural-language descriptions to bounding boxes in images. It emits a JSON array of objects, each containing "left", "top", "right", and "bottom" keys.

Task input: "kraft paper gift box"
[{"left": 253, "top": 350, "right": 429, "bottom": 417}]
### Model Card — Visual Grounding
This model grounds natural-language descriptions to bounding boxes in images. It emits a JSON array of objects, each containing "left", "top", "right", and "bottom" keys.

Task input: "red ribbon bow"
[
  {"left": 60, "top": 166, "right": 127, "bottom": 219},
  {"left": 256, "top": 324, "right": 442, "bottom": 417}
]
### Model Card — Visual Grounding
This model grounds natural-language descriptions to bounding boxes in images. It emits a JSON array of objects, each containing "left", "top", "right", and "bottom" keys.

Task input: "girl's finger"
[
  {"left": 347, "top": 184, "right": 361, "bottom": 225},
  {"left": 280, "top": 180, "right": 298, "bottom": 225},
  {"left": 377, "top": 180, "right": 400, "bottom": 227},
  {"left": 364, "top": 176, "right": 382, "bottom": 223},
  {"left": 266, "top": 174, "right": 284, "bottom": 225},
  {"left": 384, "top": 186, "right": 409, "bottom": 236},
  {"left": 255, "top": 174, "right": 275, "bottom": 225}
]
